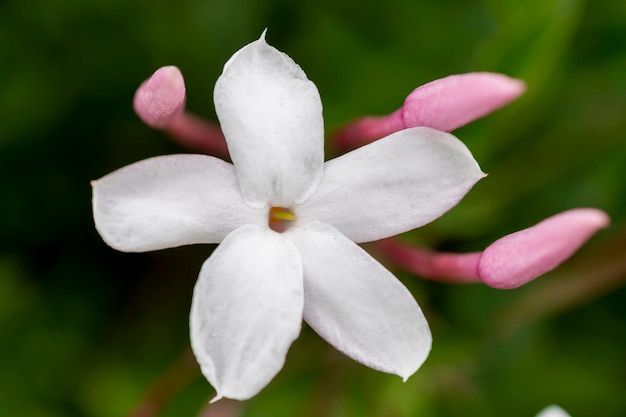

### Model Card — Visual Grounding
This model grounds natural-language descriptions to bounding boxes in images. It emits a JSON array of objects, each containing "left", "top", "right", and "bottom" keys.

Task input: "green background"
[{"left": 1, "top": 0, "right": 625, "bottom": 416}]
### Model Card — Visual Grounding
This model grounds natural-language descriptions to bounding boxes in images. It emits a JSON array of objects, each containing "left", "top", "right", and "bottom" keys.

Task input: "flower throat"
[{"left": 268, "top": 206, "right": 295, "bottom": 233}]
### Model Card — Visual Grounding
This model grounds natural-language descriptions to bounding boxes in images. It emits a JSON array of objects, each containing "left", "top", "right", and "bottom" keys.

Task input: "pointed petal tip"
[
  {"left": 209, "top": 394, "right": 224, "bottom": 404},
  {"left": 253, "top": 29, "right": 273, "bottom": 54},
  {"left": 478, "top": 208, "right": 610, "bottom": 289},
  {"left": 398, "top": 355, "right": 428, "bottom": 383},
  {"left": 388, "top": 315, "right": 432, "bottom": 383},
  {"left": 134, "top": 65, "right": 186, "bottom": 129},
  {"left": 398, "top": 333, "right": 432, "bottom": 383},
  {"left": 222, "top": 32, "right": 271, "bottom": 73}
]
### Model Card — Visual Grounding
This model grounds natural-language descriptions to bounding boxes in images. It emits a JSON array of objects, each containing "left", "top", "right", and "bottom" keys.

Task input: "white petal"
[
  {"left": 92, "top": 154, "right": 263, "bottom": 252},
  {"left": 286, "top": 222, "right": 431, "bottom": 380},
  {"left": 298, "top": 127, "right": 485, "bottom": 243},
  {"left": 214, "top": 32, "right": 324, "bottom": 208},
  {"left": 190, "top": 224, "right": 304, "bottom": 401},
  {"left": 536, "top": 406, "right": 571, "bottom": 417}
]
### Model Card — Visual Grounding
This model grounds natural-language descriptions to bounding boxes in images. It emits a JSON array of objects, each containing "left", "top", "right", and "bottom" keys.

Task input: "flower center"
[{"left": 268, "top": 206, "right": 296, "bottom": 233}]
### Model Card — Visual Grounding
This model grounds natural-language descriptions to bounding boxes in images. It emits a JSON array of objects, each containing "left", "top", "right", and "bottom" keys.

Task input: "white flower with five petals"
[{"left": 92, "top": 32, "right": 485, "bottom": 401}]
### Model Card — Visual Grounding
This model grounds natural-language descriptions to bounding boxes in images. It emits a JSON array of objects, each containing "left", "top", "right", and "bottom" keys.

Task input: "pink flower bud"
[
  {"left": 479, "top": 208, "right": 610, "bottom": 289},
  {"left": 133, "top": 66, "right": 186, "bottom": 129},
  {"left": 379, "top": 208, "right": 610, "bottom": 289},
  {"left": 401, "top": 72, "right": 526, "bottom": 132},
  {"left": 334, "top": 72, "right": 526, "bottom": 152}
]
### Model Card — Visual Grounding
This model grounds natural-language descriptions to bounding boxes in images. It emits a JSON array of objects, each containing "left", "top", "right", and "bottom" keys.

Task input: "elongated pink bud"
[
  {"left": 479, "top": 208, "right": 610, "bottom": 289},
  {"left": 334, "top": 72, "right": 525, "bottom": 152},
  {"left": 379, "top": 209, "right": 609, "bottom": 289},
  {"left": 401, "top": 72, "right": 526, "bottom": 132},
  {"left": 134, "top": 66, "right": 186, "bottom": 129}
]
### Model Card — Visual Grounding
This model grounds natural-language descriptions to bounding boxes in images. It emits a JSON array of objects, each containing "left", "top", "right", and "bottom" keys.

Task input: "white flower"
[
  {"left": 92, "top": 32, "right": 485, "bottom": 401},
  {"left": 536, "top": 405, "right": 571, "bottom": 417}
]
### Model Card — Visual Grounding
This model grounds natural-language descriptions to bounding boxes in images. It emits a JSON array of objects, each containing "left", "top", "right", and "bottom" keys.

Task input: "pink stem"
[
  {"left": 378, "top": 239, "right": 482, "bottom": 284},
  {"left": 333, "top": 110, "right": 405, "bottom": 153},
  {"left": 166, "top": 112, "right": 229, "bottom": 159}
]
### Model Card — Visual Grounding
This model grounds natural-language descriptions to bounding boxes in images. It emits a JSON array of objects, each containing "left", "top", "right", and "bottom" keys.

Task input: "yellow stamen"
[
  {"left": 271, "top": 209, "right": 296, "bottom": 221},
  {"left": 269, "top": 206, "right": 296, "bottom": 233}
]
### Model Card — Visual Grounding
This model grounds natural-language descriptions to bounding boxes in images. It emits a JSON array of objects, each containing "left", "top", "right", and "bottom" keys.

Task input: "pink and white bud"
[
  {"left": 479, "top": 208, "right": 610, "bottom": 289},
  {"left": 134, "top": 66, "right": 186, "bottom": 129},
  {"left": 379, "top": 208, "right": 609, "bottom": 289},
  {"left": 401, "top": 72, "right": 526, "bottom": 132},
  {"left": 334, "top": 72, "right": 526, "bottom": 152}
]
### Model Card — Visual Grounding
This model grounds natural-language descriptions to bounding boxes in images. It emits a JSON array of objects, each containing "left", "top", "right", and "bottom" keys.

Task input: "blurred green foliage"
[{"left": 1, "top": 0, "right": 625, "bottom": 416}]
